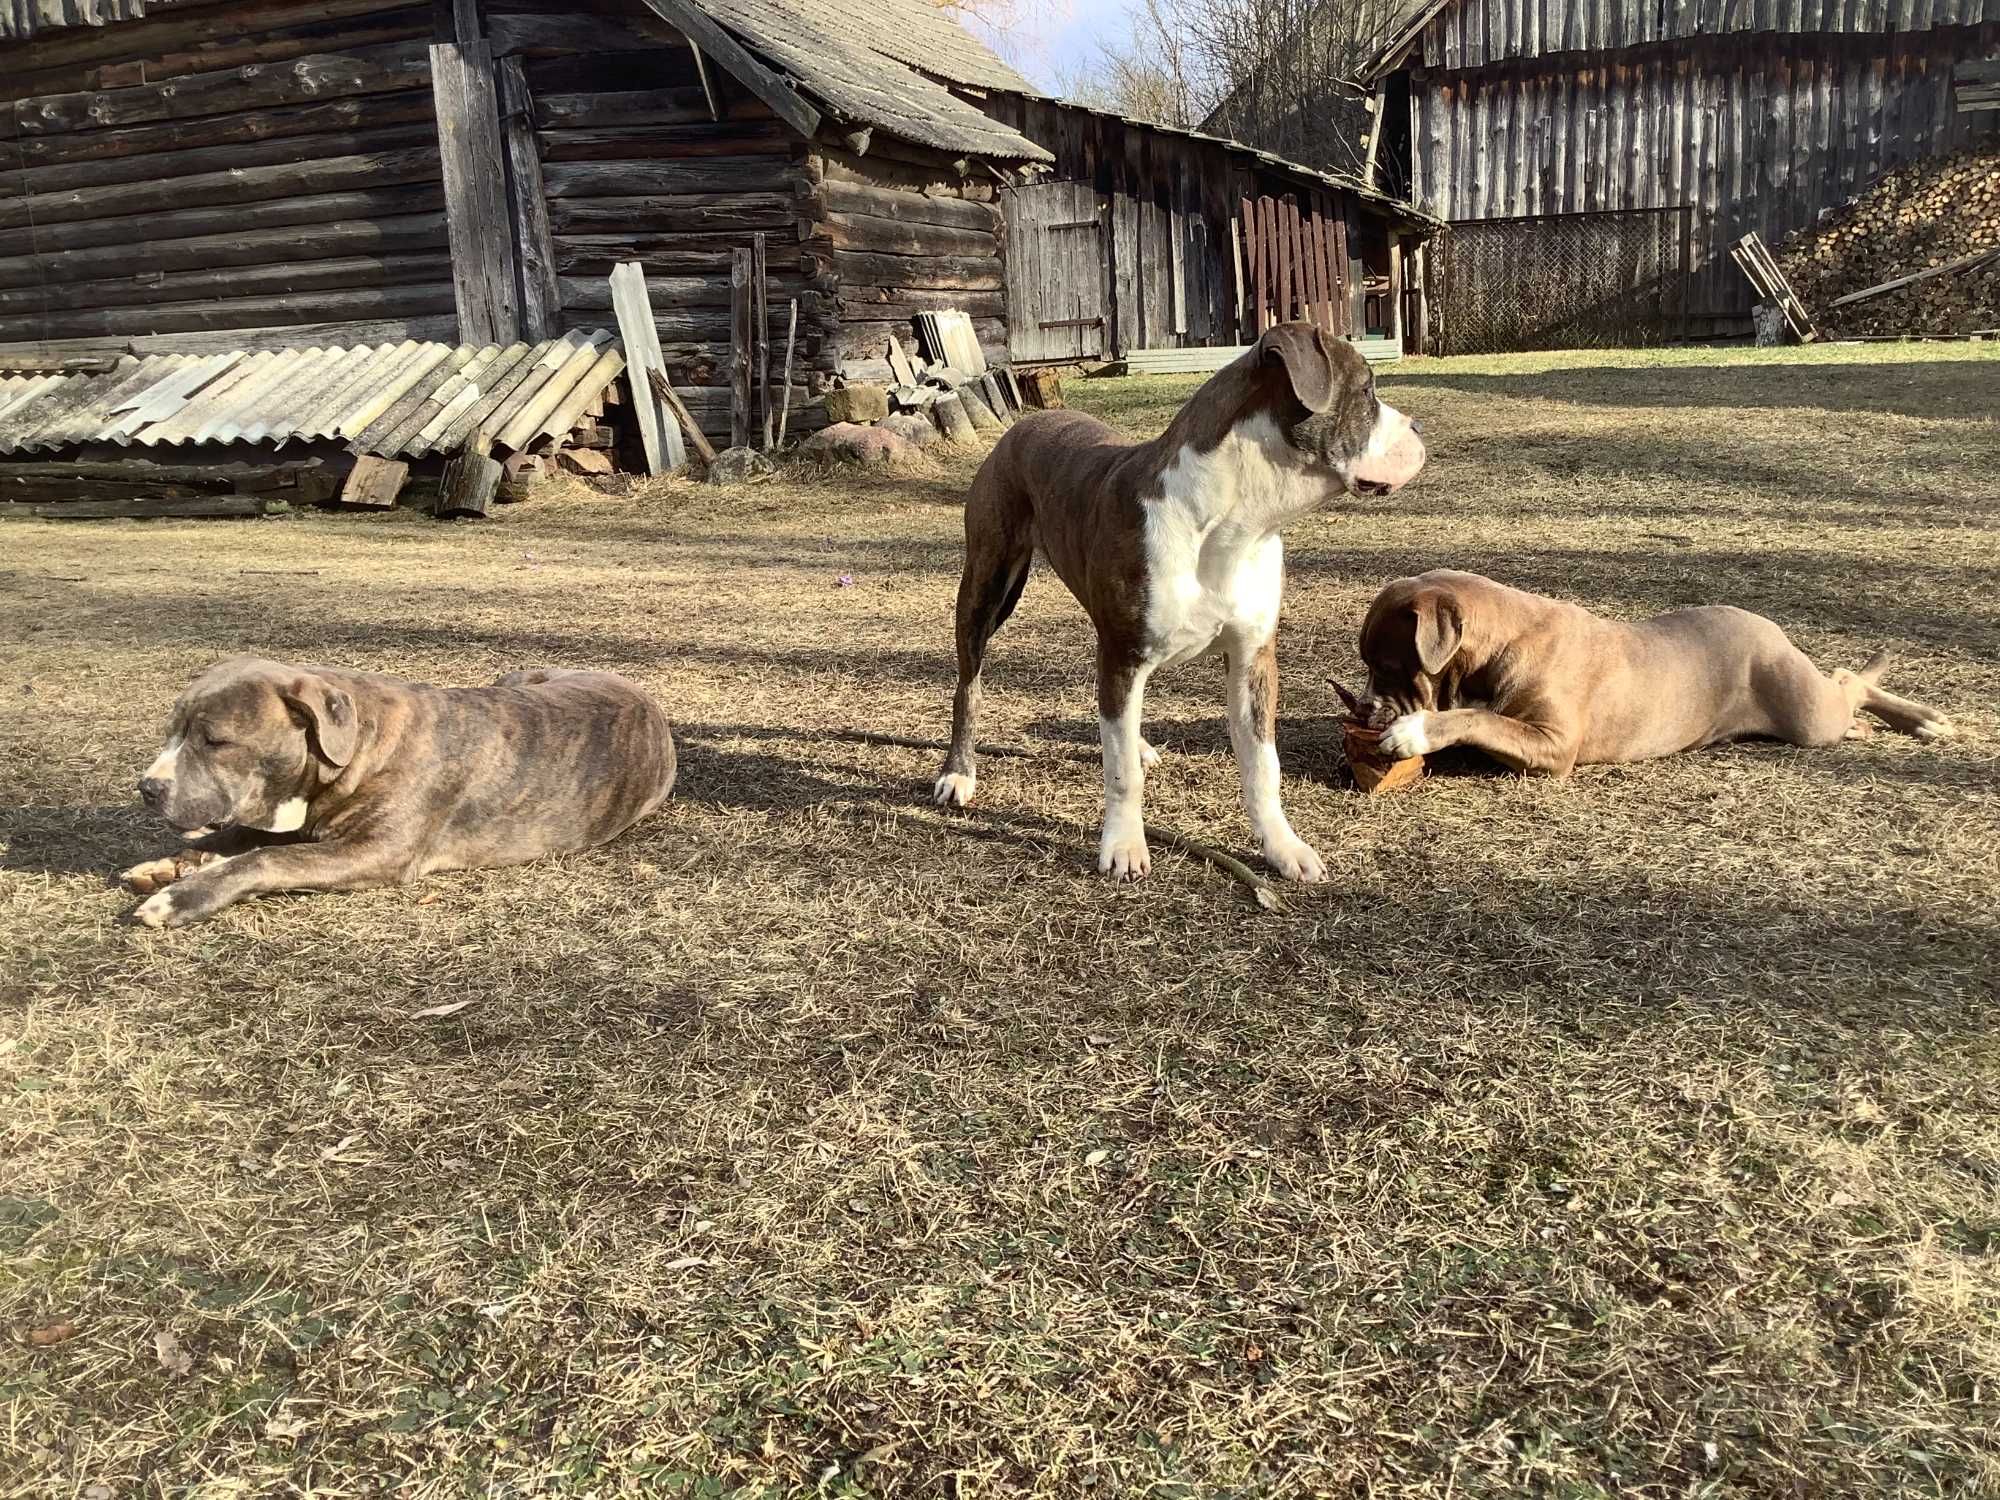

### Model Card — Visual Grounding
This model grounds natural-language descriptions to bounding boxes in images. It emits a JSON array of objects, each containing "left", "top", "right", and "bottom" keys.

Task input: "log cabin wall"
[
  {"left": 1397, "top": 2, "right": 2000, "bottom": 330},
  {"left": 805, "top": 139, "right": 1005, "bottom": 383},
  {"left": 0, "top": 0, "right": 458, "bottom": 353},
  {"left": 490, "top": 0, "right": 817, "bottom": 444}
]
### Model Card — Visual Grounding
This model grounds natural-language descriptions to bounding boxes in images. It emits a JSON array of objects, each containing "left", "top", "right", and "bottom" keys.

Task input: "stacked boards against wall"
[
  {"left": 0, "top": 0, "right": 458, "bottom": 352},
  {"left": 499, "top": 0, "right": 1005, "bottom": 432}
]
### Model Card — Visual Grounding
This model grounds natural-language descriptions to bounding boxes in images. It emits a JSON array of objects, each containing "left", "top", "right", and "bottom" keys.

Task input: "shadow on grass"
[{"left": 0, "top": 801, "right": 158, "bottom": 879}]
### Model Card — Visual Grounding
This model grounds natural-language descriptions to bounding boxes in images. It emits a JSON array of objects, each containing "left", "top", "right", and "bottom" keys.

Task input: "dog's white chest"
[{"left": 1139, "top": 427, "right": 1295, "bottom": 665}]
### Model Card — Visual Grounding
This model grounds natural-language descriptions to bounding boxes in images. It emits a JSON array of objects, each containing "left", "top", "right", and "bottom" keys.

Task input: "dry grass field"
[{"left": 2, "top": 342, "right": 1997, "bottom": 1499}]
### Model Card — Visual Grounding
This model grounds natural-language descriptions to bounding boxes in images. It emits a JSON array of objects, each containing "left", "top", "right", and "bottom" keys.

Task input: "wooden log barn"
[
  {"left": 979, "top": 97, "right": 1440, "bottom": 369},
  {"left": 0, "top": 0, "right": 1439, "bottom": 513},
  {"left": 1361, "top": 0, "right": 2000, "bottom": 348}
]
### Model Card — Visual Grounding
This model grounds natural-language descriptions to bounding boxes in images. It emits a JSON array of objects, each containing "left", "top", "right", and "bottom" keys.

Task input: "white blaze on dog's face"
[
  {"left": 1260, "top": 324, "right": 1427, "bottom": 497},
  {"left": 137, "top": 657, "right": 358, "bottom": 834}
]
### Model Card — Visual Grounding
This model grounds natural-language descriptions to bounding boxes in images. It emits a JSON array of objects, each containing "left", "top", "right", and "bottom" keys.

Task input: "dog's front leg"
[
  {"left": 1226, "top": 632, "right": 1325, "bottom": 883},
  {"left": 1382, "top": 708, "right": 1578, "bottom": 775},
  {"left": 121, "top": 826, "right": 313, "bottom": 894},
  {"left": 1096, "top": 647, "right": 1155, "bottom": 881},
  {"left": 127, "top": 839, "right": 409, "bottom": 929}
]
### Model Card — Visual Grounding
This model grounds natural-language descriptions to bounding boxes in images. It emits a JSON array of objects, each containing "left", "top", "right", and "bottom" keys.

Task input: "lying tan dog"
[
  {"left": 1359, "top": 570, "right": 1954, "bottom": 773},
  {"left": 935, "top": 323, "right": 1427, "bottom": 882},
  {"left": 125, "top": 658, "right": 674, "bottom": 927}
]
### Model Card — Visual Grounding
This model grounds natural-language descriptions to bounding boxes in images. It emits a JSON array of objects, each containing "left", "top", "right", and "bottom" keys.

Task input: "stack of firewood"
[{"left": 1777, "top": 150, "right": 2000, "bottom": 336}]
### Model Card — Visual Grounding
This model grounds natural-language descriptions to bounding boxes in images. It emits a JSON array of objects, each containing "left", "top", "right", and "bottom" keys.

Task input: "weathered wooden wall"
[
  {"left": 980, "top": 95, "right": 1403, "bottom": 355},
  {"left": 1423, "top": 0, "right": 2000, "bottom": 70},
  {"left": 0, "top": 0, "right": 458, "bottom": 352},
  {"left": 1407, "top": 19, "right": 2000, "bottom": 324},
  {"left": 806, "top": 141, "right": 1005, "bottom": 381}
]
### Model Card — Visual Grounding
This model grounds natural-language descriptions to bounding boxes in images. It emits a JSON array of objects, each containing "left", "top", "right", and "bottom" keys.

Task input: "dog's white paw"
[
  {"left": 1379, "top": 712, "right": 1433, "bottom": 759},
  {"left": 130, "top": 889, "right": 177, "bottom": 929},
  {"left": 1914, "top": 715, "right": 1955, "bottom": 742},
  {"left": 1098, "top": 829, "right": 1152, "bottom": 882},
  {"left": 1138, "top": 739, "right": 1162, "bottom": 771},
  {"left": 121, "top": 857, "right": 181, "bottom": 895},
  {"left": 1263, "top": 836, "right": 1327, "bottom": 884},
  {"left": 934, "top": 771, "right": 978, "bottom": 807}
]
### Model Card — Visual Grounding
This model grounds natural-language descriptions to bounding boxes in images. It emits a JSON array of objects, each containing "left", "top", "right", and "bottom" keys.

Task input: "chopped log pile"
[{"left": 1777, "top": 151, "right": 2000, "bottom": 338}]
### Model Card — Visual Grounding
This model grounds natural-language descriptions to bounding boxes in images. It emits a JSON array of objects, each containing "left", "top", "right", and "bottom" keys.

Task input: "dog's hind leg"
[
  {"left": 1835, "top": 653, "right": 1955, "bottom": 741},
  {"left": 935, "top": 476, "right": 1033, "bottom": 808},
  {"left": 1760, "top": 647, "right": 1954, "bottom": 746}
]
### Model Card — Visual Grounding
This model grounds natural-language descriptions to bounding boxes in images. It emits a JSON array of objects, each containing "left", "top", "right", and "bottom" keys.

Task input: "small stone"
[
  {"left": 881, "top": 412, "right": 939, "bottom": 449},
  {"left": 822, "top": 383, "right": 890, "bottom": 424},
  {"left": 801, "top": 422, "right": 918, "bottom": 465},
  {"left": 706, "top": 446, "right": 776, "bottom": 484}
]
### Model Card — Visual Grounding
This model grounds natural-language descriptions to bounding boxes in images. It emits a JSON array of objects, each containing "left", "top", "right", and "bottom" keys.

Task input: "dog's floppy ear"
[
  {"left": 282, "top": 673, "right": 358, "bottom": 768},
  {"left": 1261, "top": 322, "right": 1335, "bottom": 413},
  {"left": 1409, "top": 589, "right": 1463, "bottom": 674}
]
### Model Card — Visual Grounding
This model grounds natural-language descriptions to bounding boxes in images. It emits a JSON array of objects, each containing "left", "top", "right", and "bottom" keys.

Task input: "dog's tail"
[{"left": 1856, "top": 650, "right": 1892, "bottom": 685}]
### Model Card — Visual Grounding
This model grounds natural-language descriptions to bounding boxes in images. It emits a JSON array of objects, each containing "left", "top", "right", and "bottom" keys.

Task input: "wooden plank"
[
  {"left": 649, "top": 368, "right": 717, "bottom": 464},
  {"left": 498, "top": 57, "right": 561, "bottom": 342},
  {"left": 753, "top": 231, "right": 772, "bottom": 449},
  {"left": 609, "top": 261, "right": 685, "bottom": 475},
  {"left": 15, "top": 40, "right": 434, "bottom": 136},
  {"left": 340, "top": 455, "right": 409, "bottom": 507},
  {"left": 632, "top": 0, "right": 823, "bottom": 140},
  {"left": 1829, "top": 245, "right": 2000, "bottom": 308},
  {"left": 1275, "top": 198, "right": 1293, "bottom": 323},
  {"left": 432, "top": 41, "right": 521, "bottom": 347},
  {"left": 0, "top": 145, "right": 442, "bottom": 233},
  {"left": 729, "top": 246, "right": 753, "bottom": 449},
  {"left": 3, "top": 496, "right": 284, "bottom": 520}
]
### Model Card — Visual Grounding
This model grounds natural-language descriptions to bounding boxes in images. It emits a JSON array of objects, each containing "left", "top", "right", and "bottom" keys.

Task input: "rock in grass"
[
  {"left": 881, "top": 412, "right": 939, "bottom": 449},
  {"left": 801, "top": 422, "right": 919, "bottom": 465},
  {"left": 706, "top": 446, "right": 776, "bottom": 485},
  {"left": 822, "top": 383, "right": 890, "bottom": 425}
]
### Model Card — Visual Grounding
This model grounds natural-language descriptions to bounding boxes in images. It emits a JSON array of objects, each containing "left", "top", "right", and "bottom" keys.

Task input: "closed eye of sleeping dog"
[
  {"left": 124, "top": 657, "right": 676, "bottom": 928},
  {"left": 1355, "top": 569, "right": 1955, "bottom": 775}
]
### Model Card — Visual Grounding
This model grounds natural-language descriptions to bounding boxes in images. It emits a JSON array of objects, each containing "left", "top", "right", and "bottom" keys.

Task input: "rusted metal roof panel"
[{"left": 0, "top": 331, "right": 622, "bottom": 457}]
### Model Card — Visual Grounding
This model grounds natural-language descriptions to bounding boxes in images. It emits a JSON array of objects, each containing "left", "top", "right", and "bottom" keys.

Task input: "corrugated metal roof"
[
  {"left": 0, "top": 330, "right": 622, "bottom": 458},
  {"left": 0, "top": 0, "right": 177, "bottom": 43},
  {"left": 693, "top": 0, "right": 1053, "bottom": 162}
]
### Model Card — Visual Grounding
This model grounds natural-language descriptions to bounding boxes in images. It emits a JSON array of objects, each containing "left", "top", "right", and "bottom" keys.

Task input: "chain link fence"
[{"left": 1426, "top": 208, "right": 1694, "bottom": 355}]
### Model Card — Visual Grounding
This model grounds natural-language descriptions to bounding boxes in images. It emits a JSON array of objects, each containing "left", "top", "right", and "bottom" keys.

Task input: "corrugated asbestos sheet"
[
  {"left": 0, "top": 0, "right": 173, "bottom": 43},
  {"left": 0, "top": 329, "right": 621, "bottom": 457}
]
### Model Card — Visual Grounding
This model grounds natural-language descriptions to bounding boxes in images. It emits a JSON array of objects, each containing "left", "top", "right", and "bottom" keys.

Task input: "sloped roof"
[{"left": 693, "top": 0, "right": 1051, "bottom": 161}]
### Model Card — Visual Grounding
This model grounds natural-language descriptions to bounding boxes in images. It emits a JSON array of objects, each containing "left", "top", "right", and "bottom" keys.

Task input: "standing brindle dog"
[
  {"left": 934, "top": 322, "right": 1427, "bottom": 882},
  {"left": 125, "top": 657, "right": 675, "bottom": 927}
]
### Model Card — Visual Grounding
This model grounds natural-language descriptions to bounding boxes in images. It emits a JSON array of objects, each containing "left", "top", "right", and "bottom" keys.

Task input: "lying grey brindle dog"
[
  {"left": 934, "top": 321, "right": 1427, "bottom": 883},
  {"left": 124, "top": 657, "right": 675, "bottom": 928},
  {"left": 1358, "top": 569, "right": 1954, "bottom": 773}
]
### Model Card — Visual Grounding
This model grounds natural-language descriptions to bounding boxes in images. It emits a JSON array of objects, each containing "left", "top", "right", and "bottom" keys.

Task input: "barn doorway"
[{"left": 1001, "top": 180, "right": 1110, "bottom": 362}]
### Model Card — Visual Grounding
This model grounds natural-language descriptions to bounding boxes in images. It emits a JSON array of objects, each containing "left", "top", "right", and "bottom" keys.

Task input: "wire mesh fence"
[{"left": 1426, "top": 208, "right": 1694, "bottom": 355}]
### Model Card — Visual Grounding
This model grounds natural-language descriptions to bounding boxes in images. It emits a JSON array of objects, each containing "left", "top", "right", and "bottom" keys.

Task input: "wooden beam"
[
  {"left": 729, "top": 246, "right": 753, "bottom": 449},
  {"left": 1363, "top": 85, "right": 1387, "bottom": 190},
  {"left": 431, "top": 41, "right": 522, "bottom": 347},
  {"left": 340, "top": 455, "right": 409, "bottom": 507},
  {"left": 497, "top": 57, "right": 561, "bottom": 341},
  {"left": 1827, "top": 245, "right": 1999, "bottom": 308},
  {"left": 631, "top": 0, "right": 823, "bottom": 141},
  {"left": 753, "top": 231, "right": 772, "bottom": 449},
  {"left": 452, "top": 0, "right": 481, "bottom": 46},
  {"left": 609, "top": 261, "right": 687, "bottom": 475},
  {"left": 690, "top": 43, "right": 722, "bottom": 122}
]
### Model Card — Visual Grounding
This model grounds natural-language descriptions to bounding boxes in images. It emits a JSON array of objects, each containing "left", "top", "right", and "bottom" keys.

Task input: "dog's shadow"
[{"left": 0, "top": 803, "right": 158, "bottom": 880}]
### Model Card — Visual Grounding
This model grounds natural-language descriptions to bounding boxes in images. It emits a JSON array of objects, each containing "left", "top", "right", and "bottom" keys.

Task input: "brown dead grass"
[{"left": 2, "top": 342, "right": 1998, "bottom": 1499}]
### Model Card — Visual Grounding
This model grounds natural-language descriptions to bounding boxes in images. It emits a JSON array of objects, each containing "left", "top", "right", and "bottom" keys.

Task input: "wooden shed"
[
  {"left": 979, "top": 95, "right": 1440, "bottom": 363},
  {"left": 1364, "top": 1, "right": 2000, "bottom": 343},
  {"left": 0, "top": 0, "right": 1054, "bottom": 447}
]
